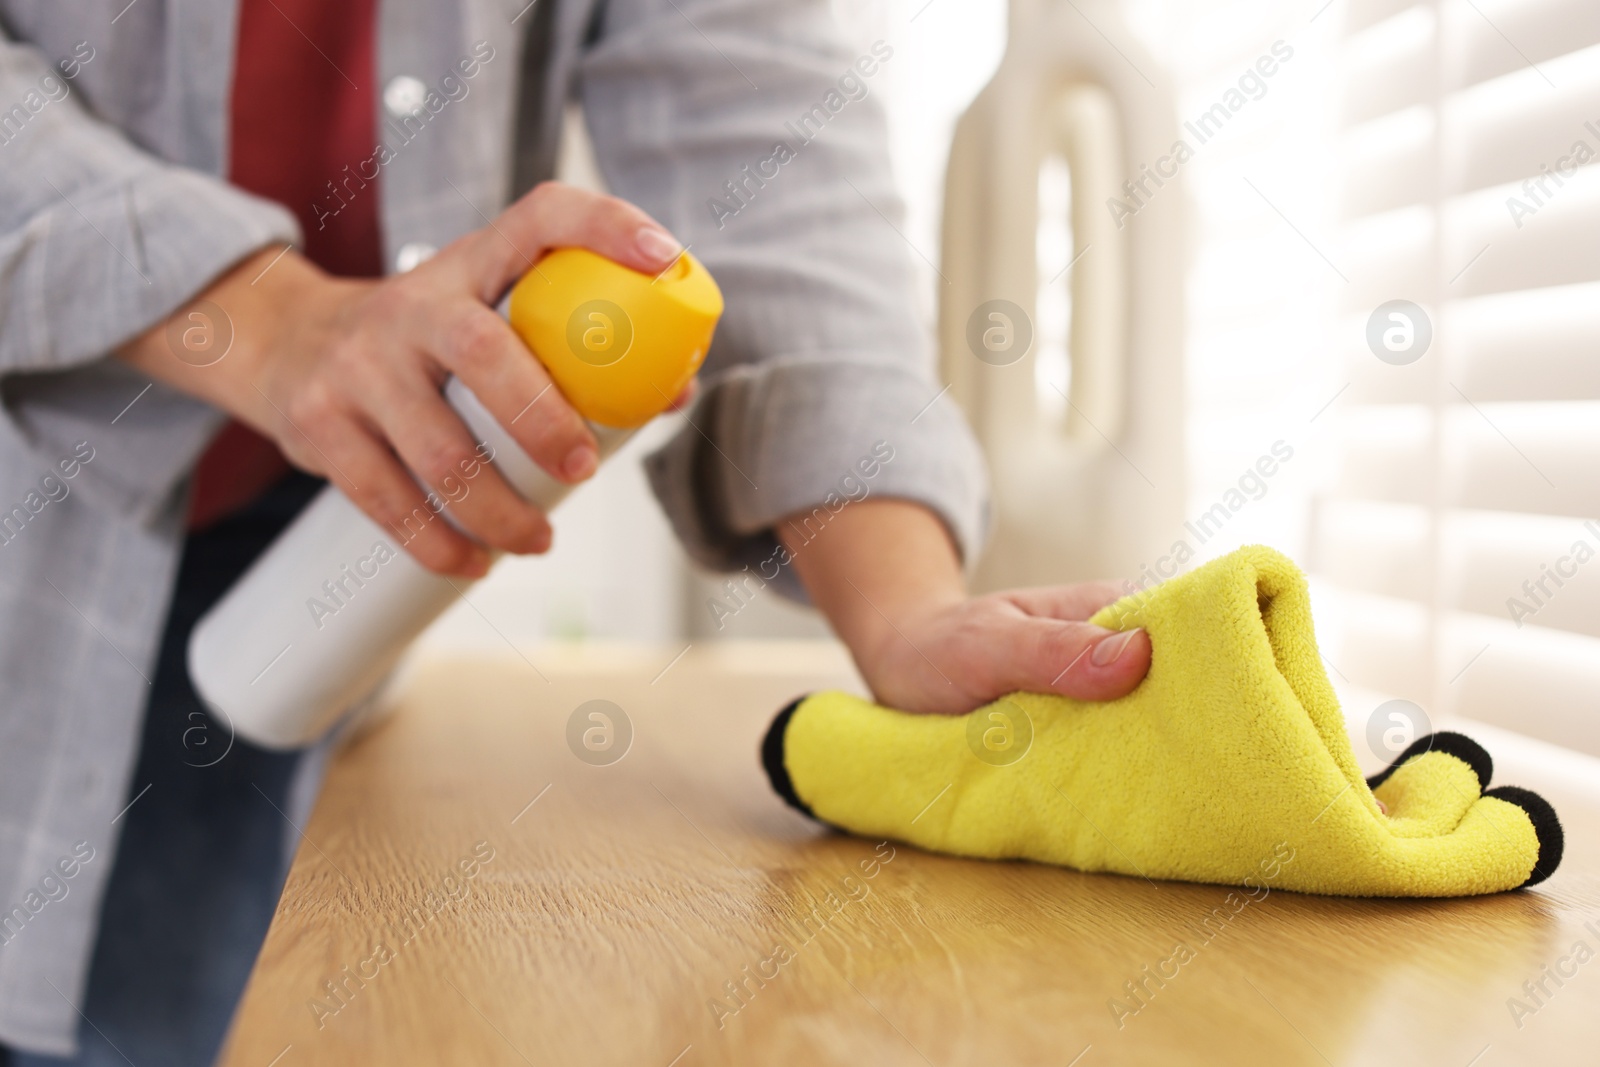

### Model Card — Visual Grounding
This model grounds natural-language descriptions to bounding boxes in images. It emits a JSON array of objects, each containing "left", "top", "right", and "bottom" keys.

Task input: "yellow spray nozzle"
[{"left": 507, "top": 247, "right": 724, "bottom": 429}]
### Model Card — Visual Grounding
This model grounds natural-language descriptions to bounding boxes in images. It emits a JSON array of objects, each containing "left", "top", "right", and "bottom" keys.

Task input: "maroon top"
[{"left": 189, "top": 0, "right": 382, "bottom": 529}]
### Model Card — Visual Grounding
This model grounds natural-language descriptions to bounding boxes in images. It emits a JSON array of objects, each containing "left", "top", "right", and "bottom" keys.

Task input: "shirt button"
[
  {"left": 383, "top": 75, "right": 428, "bottom": 117},
  {"left": 395, "top": 242, "right": 437, "bottom": 273}
]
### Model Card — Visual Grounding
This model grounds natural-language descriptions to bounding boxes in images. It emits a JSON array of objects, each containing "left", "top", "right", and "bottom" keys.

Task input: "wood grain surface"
[{"left": 219, "top": 642, "right": 1600, "bottom": 1066}]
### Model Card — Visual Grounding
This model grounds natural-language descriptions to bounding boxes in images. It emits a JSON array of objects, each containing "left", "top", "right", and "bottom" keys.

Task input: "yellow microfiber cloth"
[{"left": 761, "top": 545, "right": 1562, "bottom": 897}]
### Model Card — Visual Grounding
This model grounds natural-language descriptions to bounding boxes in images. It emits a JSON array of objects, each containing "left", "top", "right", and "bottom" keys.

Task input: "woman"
[{"left": 0, "top": 1, "right": 1149, "bottom": 1061}]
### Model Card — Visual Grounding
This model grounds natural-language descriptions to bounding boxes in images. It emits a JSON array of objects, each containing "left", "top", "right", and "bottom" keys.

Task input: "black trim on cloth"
[
  {"left": 1485, "top": 785, "right": 1565, "bottom": 888},
  {"left": 761, "top": 696, "right": 818, "bottom": 821},
  {"left": 1364, "top": 730, "right": 1563, "bottom": 889},
  {"left": 1365, "top": 730, "right": 1494, "bottom": 792}
]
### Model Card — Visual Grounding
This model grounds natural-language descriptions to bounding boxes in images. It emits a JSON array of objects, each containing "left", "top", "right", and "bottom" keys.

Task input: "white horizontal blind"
[{"left": 1315, "top": 0, "right": 1600, "bottom": 754}]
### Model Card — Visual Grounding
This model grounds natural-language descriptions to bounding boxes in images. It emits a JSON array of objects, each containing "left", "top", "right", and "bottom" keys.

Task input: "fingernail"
[
  {"left": 1375, "top": 798, "right": 1388, "bottom": 816},
  {"left": 1091, "top": 628, "right": 1140, "bottom": 667},
  {"left": 562, "top": 444, "right": 598, "bottom": 481},
  {"left": 635, "top": 226, "right": 681, "bottom": 265}
]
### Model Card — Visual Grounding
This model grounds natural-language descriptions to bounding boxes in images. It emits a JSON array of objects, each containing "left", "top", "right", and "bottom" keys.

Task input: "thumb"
[{"left": 992, "top": 615, "right": 1151, "bottom": 702}]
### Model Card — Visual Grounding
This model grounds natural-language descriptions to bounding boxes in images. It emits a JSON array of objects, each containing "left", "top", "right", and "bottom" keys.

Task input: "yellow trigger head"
[{"left": 507, "top": 247, "right": 724, "bottom": 429}]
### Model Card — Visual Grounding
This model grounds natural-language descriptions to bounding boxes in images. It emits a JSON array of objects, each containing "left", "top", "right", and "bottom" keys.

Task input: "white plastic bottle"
[{"left": 187, "top": 249, "right": 723, "bottom": 748}]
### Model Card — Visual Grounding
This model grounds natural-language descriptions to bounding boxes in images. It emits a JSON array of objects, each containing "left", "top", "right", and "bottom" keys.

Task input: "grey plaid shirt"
[{"left": 0, "top": 0, "right": 987, "bottom": 1052}]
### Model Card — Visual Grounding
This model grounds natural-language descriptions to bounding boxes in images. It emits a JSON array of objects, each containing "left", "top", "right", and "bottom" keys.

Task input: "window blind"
[{"left": 1313, "top": 0, "right": 1600, "bottom": 755}]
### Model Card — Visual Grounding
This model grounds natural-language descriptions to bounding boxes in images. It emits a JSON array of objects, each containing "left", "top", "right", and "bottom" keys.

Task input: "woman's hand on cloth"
[
  {"left": 780, "top": 499, "right": 1152, "bottom": 715},
  {"left": 118, "top": 181, "right": 686, "bottom": 577}
]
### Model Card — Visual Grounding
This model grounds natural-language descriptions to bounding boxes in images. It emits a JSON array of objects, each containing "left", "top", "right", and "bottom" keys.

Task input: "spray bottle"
[{"left": 188, "top": 248, "right": 724, "bottom": 748}]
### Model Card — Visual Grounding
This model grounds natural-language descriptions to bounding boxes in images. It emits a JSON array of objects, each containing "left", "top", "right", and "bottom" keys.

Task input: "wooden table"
[{"left": 220, "top": 642, "right": 1600, "bottom": 1066}]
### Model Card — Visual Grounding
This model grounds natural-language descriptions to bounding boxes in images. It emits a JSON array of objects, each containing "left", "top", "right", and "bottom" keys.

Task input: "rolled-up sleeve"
[
  {"left": 0, "top": 32, "right": 299, "bottom": 374},
  {"left": 0, "top": 29, "right": 299, "bottom": 517},
  {"left": 579, "top": 0, "right": 990, "bottom": 595}
]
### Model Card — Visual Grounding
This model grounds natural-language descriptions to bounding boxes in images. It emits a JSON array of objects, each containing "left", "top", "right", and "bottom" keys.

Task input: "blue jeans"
[{"left": 7, "top": 473, "right": 325, "bottom": 1067}]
